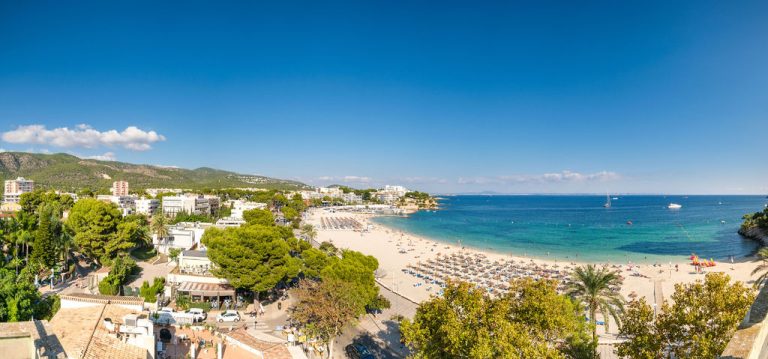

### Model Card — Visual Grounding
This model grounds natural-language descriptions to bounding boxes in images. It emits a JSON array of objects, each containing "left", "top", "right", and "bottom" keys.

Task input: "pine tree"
[{"left": 31, "top": 204, "right": 59, "bottom": 268}]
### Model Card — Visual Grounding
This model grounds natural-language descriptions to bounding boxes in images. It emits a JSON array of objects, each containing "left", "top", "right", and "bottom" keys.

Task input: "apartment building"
[{"left": 3, "top": 177, "right": 34, "bottom": 204}]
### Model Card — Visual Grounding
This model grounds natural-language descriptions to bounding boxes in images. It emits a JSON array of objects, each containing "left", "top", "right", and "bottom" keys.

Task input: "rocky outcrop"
[{"left": 739, "top": 226, "right": 768, "bottom": 246}]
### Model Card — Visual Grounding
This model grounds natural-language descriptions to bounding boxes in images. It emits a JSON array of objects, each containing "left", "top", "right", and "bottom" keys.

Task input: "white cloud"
[
  {"left": 84, "top": 152, "right": 117, "bottom": 161},
  {"left": 460, "top": 170, "right": 620, "bottom": 185},
  {"left": 2, "top": 124, "right": 166, "bottom": 151}
]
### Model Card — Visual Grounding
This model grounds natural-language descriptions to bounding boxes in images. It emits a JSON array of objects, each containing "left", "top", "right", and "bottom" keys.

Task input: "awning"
[{"left": 177, "top": 282, "right": 235, "bottom": 297}]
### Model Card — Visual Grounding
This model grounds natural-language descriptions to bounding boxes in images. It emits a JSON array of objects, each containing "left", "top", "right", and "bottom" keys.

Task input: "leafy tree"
[
  {"left": 115, "top": 217, "right": 149, "bottom": 251},
  {"left": 320, "top": 250, "right": 379, "bottom": 311},
  {"left": 98, "top": 256, "right": 137, "bottom": 295},
  {"left": 139, "top": 277, "right": 166, "bottom": 303},
  {"left": 741, "top": 207, "right": 768, "bottom": 233},
  {"left": 66, "top": 198, "right": 135, "bottom": 263},
  {"left": 567, "top": 264, "right": 625, "bottom": 345},
  {"left": 18, "top": 191, "right": 73, "bottom": 215},
  {"left": 617, "top": 273, "right": 754, "bottom": 358},
  {"left": 0, "top": 267, "right": 57, "bottom": 322},
  {"left": 616, "top": 298, "right": 665, "bottom": 359},
  {"left": 242, "top": 209, "right": 275, "bottom": 226},
  {"left": 170, "top": 211, "right": 214, "bottom": 224},
  {"left": 401, "top": 281, "right": 564, "bottom": 358},
  {"left": 504, "top": 278, "right": 595, "bottom": 356},
  {"left": 282, "top": 206, "right": 299, "bottom": 222},
  {"left": 291, "top": 278, "right": 365, "bottom": 358},
  {"left": 366, "top": 294, "right": 391, "bottom": 312},
  {"left": 168, "top": 248, "right": 181, "bottom": 263},
  {"left": 202, "top": 225, "right": 301, "bottom": 297},
  {"left": 301, "top": 247, "right": 336, "bottom": 279}
]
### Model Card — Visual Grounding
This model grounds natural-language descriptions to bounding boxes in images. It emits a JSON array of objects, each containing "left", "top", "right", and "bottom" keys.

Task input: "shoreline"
[
  {"left": 307, "top": 208, "right": 762, "bottom": 336},
  {"left": 370, "top": 214, "right": 748, "bottom": 266}
]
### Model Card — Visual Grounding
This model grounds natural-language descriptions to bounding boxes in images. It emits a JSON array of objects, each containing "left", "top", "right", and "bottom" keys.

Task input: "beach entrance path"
[{"left": 653, "top": 279, "right": 664, "bottom": 313}]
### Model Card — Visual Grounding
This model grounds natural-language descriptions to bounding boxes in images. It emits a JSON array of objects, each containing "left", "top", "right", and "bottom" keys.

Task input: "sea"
[{"left": 372, "top": 195, "right": 768, "bottom": 263}]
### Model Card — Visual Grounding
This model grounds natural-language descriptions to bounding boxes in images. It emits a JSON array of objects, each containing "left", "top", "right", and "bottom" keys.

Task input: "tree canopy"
[
  {"left": 0, "top": 266, "right": 59, "bottom": 322},
  {"left": 320, "top": 250, "right": 379, "bottom": 313},
  {"left": 401, "top": 280, "right": 589, "bottom": 359},
  {"left": 202, "top": 224, "right": 301, "bottom": 293},
  {"left": 66, "top": 199, "right": 121, "bottom": 262},
  {"left": 291, "top": 278, "right": 365, "bottom": 358},
  {"left": 617, "top": 272, "right": 754, "bottom": 358},
  {"left": 31, "top": 203, "right": 61, "bottom": 268},
  {"left": 242, "top": 209, "right": 275, "bottom": 226}
]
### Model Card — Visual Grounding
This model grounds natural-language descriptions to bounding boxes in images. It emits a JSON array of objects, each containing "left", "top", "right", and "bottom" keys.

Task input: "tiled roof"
[
  {"left": 60, "top": 293, "right": 144, "bottom": 306},
  {"left": 50, "top": 301, "right": 150, "bottom": 359},
  {"left": 225, "top": 329, "right": 292, "bottom": 359}
]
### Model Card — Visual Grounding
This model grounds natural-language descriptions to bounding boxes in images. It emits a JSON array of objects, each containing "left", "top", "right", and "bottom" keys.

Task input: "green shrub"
[
  {"left": 188, "top": 301, "right": 212, "bottom": 312},
  {"left": 99, "top": 277, "right": 120, "bottom": 295},
  {"left": 367, "top": 294, "right": 391, "bottom": 311},
  {"left": 139, "top": 277, "right": 166, "bottom": 303},
  {"left": 175, "top": 294, "right": 190, "bottom": 310}
]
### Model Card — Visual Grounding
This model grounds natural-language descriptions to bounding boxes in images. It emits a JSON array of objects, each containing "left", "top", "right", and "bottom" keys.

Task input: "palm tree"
[
  {"left": 150, "top": 213, "right": 169, "bottom": 245},
  {"left": 57, "top": 228, "right": 75, "bottom": 273},
  {"left": 751, "top": 247, "right": 768, "bottom": 287},
  {"left": 567, "top": 264, "right": 625, "bottom": 344}
]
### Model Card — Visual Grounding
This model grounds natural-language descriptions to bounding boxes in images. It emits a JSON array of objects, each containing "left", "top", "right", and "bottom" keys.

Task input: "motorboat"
[{"left": 668, "top": 203, "right": 682, "bottom": 209}]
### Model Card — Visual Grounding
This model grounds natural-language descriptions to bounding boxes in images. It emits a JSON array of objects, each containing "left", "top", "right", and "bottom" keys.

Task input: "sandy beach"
[{"left": 307, "top": 208, "right": 763, "bottom": 336}]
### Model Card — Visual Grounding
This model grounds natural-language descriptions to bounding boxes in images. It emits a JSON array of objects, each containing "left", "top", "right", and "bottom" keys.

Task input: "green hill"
[{"left": 0, "top": 152, "right": 310, "bottom": 192}]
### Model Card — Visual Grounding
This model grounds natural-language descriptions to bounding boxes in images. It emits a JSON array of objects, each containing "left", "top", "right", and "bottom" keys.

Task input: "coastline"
[{"left": 307, "top": 208, "right": 762, "bottom": 336}]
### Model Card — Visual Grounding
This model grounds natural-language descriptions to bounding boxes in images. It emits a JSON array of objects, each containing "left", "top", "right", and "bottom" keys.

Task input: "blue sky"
[{"left": 1, "top": 1, "right": 766, "bottom": 194}]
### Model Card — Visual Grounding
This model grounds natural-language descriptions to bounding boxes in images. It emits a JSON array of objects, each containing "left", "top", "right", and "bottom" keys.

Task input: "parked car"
[
  {"left": 186, "top": 308, "right": 207, "bottom": 322},
  {"left": 345, "top": 343, "right": 375, "bottom": 359},
  {"left": 216, "top": 310, "right": 240, "bottom": 323}
]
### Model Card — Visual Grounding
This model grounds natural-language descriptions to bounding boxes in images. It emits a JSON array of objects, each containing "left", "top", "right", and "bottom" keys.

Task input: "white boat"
[{"left": 668, "top": 203, "right": 682, "bottom": 209}]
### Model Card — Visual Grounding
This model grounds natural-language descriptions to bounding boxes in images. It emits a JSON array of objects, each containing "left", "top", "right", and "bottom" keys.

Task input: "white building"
[
  {"left": 383, "top": 185, "right": 409, "bottom": 197},
  {"left": 3, "top": 177, "right": 34, "bottom": 204},
  {"left": 341, "top": 192, "right": 363, "bottom": 204},
  {"left": 162, "top": 195, "right": 211, "bottom": 217},
  {"left": 377, "top": 192, "right": 400, "bottom": 204},
  {"left": 229, "top": 200, "right": 267, "bottom": 219},
  {"left": 111, "top": 180, "right": 130, "bottom": 196},
  {"left": 135, "top": 198, "right": 160, "bottom": 215},
  {"left": 96, "top": 195, "right": 137, "bottom": 216},
  {"left": 318, "top": 187, "right": 343, "bottom": 197},
  {"left": 300, "top": 190, "right": 324, "bottom": 201},
  {"left": 153, "top": 221, "right": 212, "bottom": 253}
]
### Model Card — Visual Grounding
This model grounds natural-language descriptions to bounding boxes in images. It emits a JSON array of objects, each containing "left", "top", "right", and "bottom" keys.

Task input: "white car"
[
  {"left": 186, "top": 308, "right": 207, "bottom": 322},
  {"left": 216, "top": 310, "right": 240, "bottom": 323}
]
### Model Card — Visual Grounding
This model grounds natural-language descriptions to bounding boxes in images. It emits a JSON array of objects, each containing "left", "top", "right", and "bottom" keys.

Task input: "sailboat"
[{"left": 603, "top": 193, "right": 611, "bottom": 208}]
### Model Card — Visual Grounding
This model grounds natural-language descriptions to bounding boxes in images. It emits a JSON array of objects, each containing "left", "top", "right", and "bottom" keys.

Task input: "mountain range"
[{"left": 0, "top": 152, "right": 309, "bottom": 192}]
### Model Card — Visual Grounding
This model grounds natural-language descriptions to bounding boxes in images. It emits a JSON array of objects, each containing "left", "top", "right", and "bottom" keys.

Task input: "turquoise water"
[{"left": 372, "top": 195, "right": 768, "bottom": 263}]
